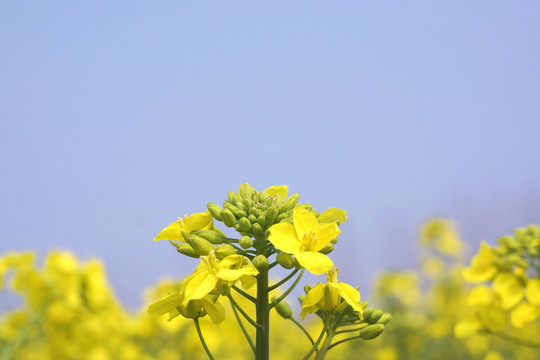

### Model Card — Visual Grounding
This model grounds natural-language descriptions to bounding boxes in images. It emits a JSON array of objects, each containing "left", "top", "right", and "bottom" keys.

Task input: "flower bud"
[
  {"left": 257, "top": 215, "right": 266, "bottom": 226},
  {"left": 239, "top": 236, "right": 253, "bottom": 249},
  {"left": 181, "top": 230, "right": 190, "bottom": 242},
  {"left": 319, "top": 243, "right": 334, "bottom": 254},
  {"left": 266, "top": 205, "right": 278, "bottom": 223},
  {"left": 304, "top": 285, "right": 312, "bottom": 293},
  {"left": 276, "top": 210, "right": 293, "bottom": 223},
  {"left": 239, "top": 217, "right": 251, "bottom": 232},
  {"left": 217, "top": 281, "right": 230, "bottom": 296},
  {"left": 279, "top": 193, "right": 299, "bottom": 212},
  {"left": 377, "top": 313, "right": 392, "bottom": 325},
  {"left": 298, "top": 295, "right": 305, "bottom": 303},
  {"left": 238, "top": 183, "right": 255, "bottom": 197},
  {"left": 271, "top": 296, "right": 293, "bottom": 319},
  {"left": 207, "top": 202, "right": 223, "bottom": 221},
  {"left": 196, "top": 230, "right": 225, "bottom": 244},
  {"left": 358, "top": 324, "right": 384, "bottom": 340},
  {"left": 253, "top": 255, "right": 269, "bottom": 271},
  {"left": 222, "top": 209, "right": 237, "bottom": 228},
  {"left": 362, "top": 307, "right": 373, "bottom": 320},
  {"left": 366, "top": 309, "right": 383, "bottom": 323},
  {"left": 276, "top": 253, "right": 294, "bottom": 269},
  {"left": 224, "top": 202, "right": 247, "bottom": 218},
  {"left": 187, "top": 235, "right": 215, "bottom": 256},
  {"left": 215, "top": 244, "right": 237, "bottom": 259},
  {"left": 175, "top": 243, "right": 200, "bottom": 258},
  {"left": 248, "top": 214, "right": 257, "bottom": 224},
  {"left": 228, "top": 191, "right": 242, "bottom": 205},
  {"left": 251, "top": 223, "right": 263, "bottom": 235}
]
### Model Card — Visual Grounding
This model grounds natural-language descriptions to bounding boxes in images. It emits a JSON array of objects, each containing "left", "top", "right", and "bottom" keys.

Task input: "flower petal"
[
  {"left": 147, "top": 292, "right": 182, "bottom": 318},
  {"left": 183, "top": 272, "right": 218, "bottom": 305},
  {"left": 268, "top": 222, "right": 302, "bottom": 254},
  {"left": 154, "top": 222, "right": 183, "bottom": 242},
  {"left": 184, "top": 211, "right": 213, "bottom": 232},
  {"left": 338, "top": 282, "right": 363, "bottom": 314},
  {"left": 293, "top": 208, "right": 319, "bottom": 242},
  {"left": 312, "top": 222, "right": 340, "bottom": 252},
  {"left": 295, "top": 252, "right": 334, "bottom": 275},
  {"left": 263, "top": 185, "right": 288, "bottom": 199},
  {"left": 300, "top": 283, "right": 325, "bottom": 319},
  {"left": 318, "top": 208, "right": 347, "bottom": 224}
]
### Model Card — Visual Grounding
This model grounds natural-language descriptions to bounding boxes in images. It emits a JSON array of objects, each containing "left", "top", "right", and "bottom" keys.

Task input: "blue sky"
[{"left": 1, "top": 2, "right": 539, "bottom": 308}]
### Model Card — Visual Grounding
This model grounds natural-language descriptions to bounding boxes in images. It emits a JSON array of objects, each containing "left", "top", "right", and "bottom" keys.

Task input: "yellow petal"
[
  {"left": 318, "top": 208, "right": 347, "bottom": 224},
  {"left": 268, "top": 222, "right": 302, "bottom": 254},
  {"left": 468, "top": 286, "right": 495, "bottom": 306},
  {"left": 217, "top": 266, "right": 258, "bottom": 282},
  {"left": 295, "top": 252, "right": 334, "bottom": 275},
  {"left": 311, "top": 222, "right": 340, "bottom": 252},
  {"left": 462, "top": 242, "right": 497, "bottom": 282},
  {"left": 293, "top": 208, "right": 318, "bottom": 242},
  {"left": 184, "top": 211, "right": 213, "bottom": 232},
  {"left": 263, "top": 185, "right": 288, "bottom": 199},
  {"left": 526, "top": 279, "right": 540, "bottom": 306},
  {"left": 337, "top": 282, "right": 363, "bottom": 314},
  {"left": 147, "top": 292, "right": 182, "bottom": 318},
  {"left": 183, "top": 272, "right": 218, "bottom": 305},
  {"left": 201, "top": 298, "right": 226, "bottom": 325},
  {"left": 154, "top": 222, "right": 183, "bottom": 242},
  {"left": 300, "top": 283, "right": 325, "bottom": 319},
  {"left": 478, "top": 306, "right": 506, "bottom": 331},
  {"left": 493, "top": 272, "right": 523, "bottom": 310},
  {"left": 510, "top": 302, "right": 540, "bottom": 328}
]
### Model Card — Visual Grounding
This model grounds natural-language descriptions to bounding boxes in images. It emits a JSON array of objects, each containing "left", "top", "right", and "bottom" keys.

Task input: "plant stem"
[
  {"left": 255, "top": 265, "right": 270, "bottom": 360},
  {"left": 194, "top": 318, "right": 215, "bottom": 360},
  {"left": 490, "top": 330, "right": 540, "bottom": 348},
  {"left": 268, "top": 268, "right": 299, "bottom": 292},
  {"left": 232, "top": 285, "right": 256, "bottom": 303},
  {"left": 301, "top": 318, "right": 329, "bottom": 360},
  {"left": 290, "top": 317, "right": 315, "bottom": 345},
  {"left": 230, "top": 301, "right": 256, "bottom": 353},
  {"left": 269, "top": 269, "right": 305, "bottom": 309},
  {"left": 228, "top": 294, "right": 261, "bottom": 329}
]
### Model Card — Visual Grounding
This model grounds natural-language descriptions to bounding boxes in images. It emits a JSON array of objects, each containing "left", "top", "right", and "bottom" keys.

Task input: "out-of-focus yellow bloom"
[
  {"left": 463, "top": 241, "right": 497, "bottom": 282},
  {"left": 269, "top": 208, "right": 340, "bottom": 275},
  {"left": 420, "top": 219, "right": 463, "bottom": 255},
  {"left": 492, "top": 272, "right": 523, "bottom": 310},
  {"left": 483, "top": 351, "right": 504, "bottom": 360},
  {"left": 454, "top": 318, "right": 483, "bottom": 339},
  {"left": 154, "top": 211, "right": 213, "bottom": 242},
  {"left": 300, "top": 267, "right": 363, "bottom": 319},
  {"left": 510, "top": 302, "right": 540, "bottom": 328}
]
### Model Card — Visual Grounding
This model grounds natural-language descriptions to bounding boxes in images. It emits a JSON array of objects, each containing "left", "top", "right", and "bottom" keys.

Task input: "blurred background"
[{"left": 1, "top": 1, "right": 539, "bottom": 309}]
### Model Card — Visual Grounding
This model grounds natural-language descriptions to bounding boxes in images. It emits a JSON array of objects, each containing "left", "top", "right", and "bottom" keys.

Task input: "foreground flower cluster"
[{"left": 149, "top": 184, "right": 389, "bottom": 359}]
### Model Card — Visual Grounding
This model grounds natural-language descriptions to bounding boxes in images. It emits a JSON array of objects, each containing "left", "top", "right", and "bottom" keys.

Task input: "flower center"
[{"left": 300, "top": 229, "right": 319, "bottom": 252}]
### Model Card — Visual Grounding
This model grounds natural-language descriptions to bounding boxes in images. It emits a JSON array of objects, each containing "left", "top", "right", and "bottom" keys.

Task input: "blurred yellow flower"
[{"left": 154, "top": 211, "right": 213, "bottom": 242}]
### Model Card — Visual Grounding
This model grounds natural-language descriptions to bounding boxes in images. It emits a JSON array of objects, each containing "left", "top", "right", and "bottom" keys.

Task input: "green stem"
[
  {"left": 290, "top": 317, "right": 315, "bottom": 345},
  {"left": 269, "top": 269, "right": 304, "bottom": 309},
  {"left": 230, "top": 301, "right": 256, "bottom": 353},
  {"left": 228, "top": 294, "right": 262, "bottom": 329},
  {"left": 194, "top": 318, "right": 215, "bottom": 360},
  {"left": 335, "top": 326, "right": 364, "bottom": 335},
  {"left": 268, "top": 269, "right": 299, "bottom": 292},
  {"left": 328, "top": 335, "right": 363, "bottom": 350},
  {"left": 489, "top": 330, "right": 540, "bottom": 348},
  {"left": 301, "top": 317, "right": 329, "bottom": 360},
  {"left": 232, "top": 285, "right": 256, "bottom": 303},
  {"left": 255, "top": 265, "right": 270, "bottom": 360}
]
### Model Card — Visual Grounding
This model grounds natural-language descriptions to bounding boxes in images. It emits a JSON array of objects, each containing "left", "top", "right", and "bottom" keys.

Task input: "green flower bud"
[
  {"left": 253, "top": 255, "right": 269, "bottom": 271},
  {"left": 187, "top": 235, "right": 215, "bottom": 256},
  {"left": 239, "top": 217, "right": 252, "bottom": 232},
  {"left": 227, "top": 191, "right": 243, "bottom": 205},
  {"left": 175, "top": 243, "right": 200, "bottom": 258},
  {"left": 222, "top": 209, "right": 237, "bottom": 228},
  {"left": 251, "top": 223, "right": 263, "bottom": 235},
  {"left": 298, "top": 295, "right": 305, "bottom": 303},
  {"left": 181, "top": 230, "right": 190, "bottom": 241},
  {"left": 264, "top": 228, "right": 271, "bottom": 238},
  {"left": 276, "top": 210, "right": 293, "bottom": 223},
  {"left": 276, "top": 252, "right": 294, "bottom": 269},
  {"left": 215, "top": 244, "right": 237, "bottom": 259},
  {"left": 377, "top": 313, "right": 392, "bottom": 325},
  {"left": 366, "top": 309, "right": 383, "bottom": 323},
  {"left": 238, "top": 183, "right": 255, "bottom": 197},
  {"left": 183, "top": 301, "right": 206, "bottom": 319},
  {"left": 207, "top": 202, "right": 223, "bottom": 221},
  {"left": 363, "top": 307, "right": 373, "bottom": 320},
  {"left": 239, "top": 236, "right": 253, "bottom": 249},
  {"left": 196, "top": 229, "right": 225, "bottom": 244},
  {"left": 331, "top": 238, "right": 338, "bottom": 244},
  {"left": 224, "top": 201, "right": 247, "bottom": 218},
  {"left": 271, "top": 296, "right": 293, "bottom": 319},
  {"left": 248, "top": 214, "right": 257, "bottom": 224},
  {"left": 358, "top": 324, "right": 384, "bottom": 340},
  {"left": 279, "top": 193, "right": 299, "bottom": 212},
  {"left": 304, "top": 285, "right": 312, "bottom": 293},
  {"left": 266, "top": 205, "right": 278, "bottom": 223},
  {"left": 319, "top": 243, "right": 334, "bottom": 254},
  {"left": 257, "top": 215, "right": 266, "bottom": 226}
]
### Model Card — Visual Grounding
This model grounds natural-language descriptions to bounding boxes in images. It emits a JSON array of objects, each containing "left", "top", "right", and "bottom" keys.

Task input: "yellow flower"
[
  {"left": 318, "top": 207, "right": 347, "bottom": 224},
  {"left": 300, "top": 267, "right": 363, "bottom": 319},
  {"left": 492, "top": 272, "right": 523, "bottom": 310},
  {"left": 148, "top": 290, "right": 226, "bottom": 324},
  {"left": 154, "top": 211, "right": 213, "bottom": 242},
  {"left": 268, "top": 208, "right": 340, "bottom": 275},
  {"left": 463, "top": 241, "right": 497, "bottom": 282}
]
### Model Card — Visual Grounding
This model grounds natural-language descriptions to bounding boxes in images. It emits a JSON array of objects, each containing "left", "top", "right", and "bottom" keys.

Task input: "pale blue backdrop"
[{"left": 1, "top": 1, "right": 539, "bottom": 308}]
